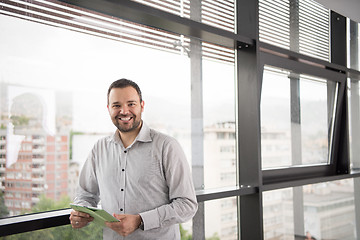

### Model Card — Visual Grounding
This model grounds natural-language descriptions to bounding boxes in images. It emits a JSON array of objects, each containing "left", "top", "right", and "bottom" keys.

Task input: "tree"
[
  {"left": 0, "top": 195, "right": 102, "bottom": 240},
  {"left": 0, "top": 191, "right": 9, "bottom": 218},
  {"left": 10, "top": 115, "right": 29, "bottom": 126},
  {"left": 180, "top": 224, "right": 192, "bottom": 240}
]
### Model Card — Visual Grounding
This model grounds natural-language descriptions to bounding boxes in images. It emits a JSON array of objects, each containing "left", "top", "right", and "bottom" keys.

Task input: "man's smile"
[{"left": 118, "top": 116, "right": 133, "bottom": 122}]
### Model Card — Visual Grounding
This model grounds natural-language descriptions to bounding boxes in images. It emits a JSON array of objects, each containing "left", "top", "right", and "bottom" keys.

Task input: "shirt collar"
[
  {"left": 110, "top": 121, "right": 152, "bottom": 144},
  {"left": 136, "top": 121, "right": 152, "bottom": 143}
]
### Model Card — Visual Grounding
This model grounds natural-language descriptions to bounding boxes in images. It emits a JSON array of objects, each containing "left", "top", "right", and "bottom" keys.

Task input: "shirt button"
[
  {"left": 122, "top": 169, "right": 125, "bottom": 172},
  {"left": 120, "top": 208, "right": 123, "bottom": 211},
  {"left": 124, "top": 150, "right": 127, "bottom": 153},
  {"left": 121, "top": 189, "right": 124, "bottom": 191}
]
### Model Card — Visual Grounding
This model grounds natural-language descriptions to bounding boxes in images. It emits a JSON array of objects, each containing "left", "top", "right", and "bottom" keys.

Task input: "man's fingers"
[
  {"left": 69, "top": 210, "right": 94, "bottom": 229},
  {"left": 113, "top": 213, "right": 126, "bottom": 220},
  {"left": 71, "top": 210, "right": 91, "bottom": 218}
]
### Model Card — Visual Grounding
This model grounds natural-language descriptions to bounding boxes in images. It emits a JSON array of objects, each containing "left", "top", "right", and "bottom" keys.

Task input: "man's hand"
[
  {"left": 105, "top": 214, "right": 142, "bottom": 236},
  {"left": 69, "top": 210, "right": 94, "bottom": 229}
]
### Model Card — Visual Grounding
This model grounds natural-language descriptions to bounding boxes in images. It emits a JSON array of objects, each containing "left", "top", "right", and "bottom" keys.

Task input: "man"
[{"left": 69, "top": 78, "right": 198, "bottom": 239}]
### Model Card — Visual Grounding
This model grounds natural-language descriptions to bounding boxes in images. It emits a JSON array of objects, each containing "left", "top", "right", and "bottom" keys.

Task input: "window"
[
  {"left": 261, "top": 66, "right": 338, "bottom": 169},
  {"left": 0, "top": 1, "right": 237, "bottom": 238},
  {"left": 1, "top": 0, "right": 359, "bottom": 239}
]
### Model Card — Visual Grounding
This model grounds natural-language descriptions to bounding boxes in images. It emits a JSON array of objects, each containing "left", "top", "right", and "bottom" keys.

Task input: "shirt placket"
[{"left": 119, "top": 147, "right": 128, "bottom": 213}]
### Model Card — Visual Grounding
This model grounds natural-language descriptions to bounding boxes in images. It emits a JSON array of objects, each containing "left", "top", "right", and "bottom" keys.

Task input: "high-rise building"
[
  {"left": 0, "top": 83, "right": 70, "bottom": 216},
  {"left": 0, "top": 130, "right": 69, "bottom": 215}
]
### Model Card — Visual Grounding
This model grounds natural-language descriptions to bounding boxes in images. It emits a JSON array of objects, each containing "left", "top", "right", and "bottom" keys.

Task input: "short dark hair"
[{"left": 107, "top": 78, "right": 143, "bottom": 104}]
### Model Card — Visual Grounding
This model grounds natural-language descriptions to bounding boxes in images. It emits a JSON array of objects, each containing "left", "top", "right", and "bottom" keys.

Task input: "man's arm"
[
  {"left": 139, "top": 137, "right": 198, "bottom": 230},
  {"left": 70, "top": 150, "right": 100, "bottom": 228},
  {"left": 73, "top": 149, "right": 100, "bottom": 206}
]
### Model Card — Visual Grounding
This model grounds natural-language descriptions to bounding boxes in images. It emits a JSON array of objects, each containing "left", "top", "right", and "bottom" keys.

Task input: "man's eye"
[
  {"left": 129, "top": 103, "right": 135, "bottom": 107},
  {"left": 113, "top": 105, "right": 120, "bottom": 108}
]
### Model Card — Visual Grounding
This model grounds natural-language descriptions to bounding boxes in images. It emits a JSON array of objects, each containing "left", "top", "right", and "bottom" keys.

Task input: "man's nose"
[{"left": 119, "top": 106, "right": 129, "bottom": 114}]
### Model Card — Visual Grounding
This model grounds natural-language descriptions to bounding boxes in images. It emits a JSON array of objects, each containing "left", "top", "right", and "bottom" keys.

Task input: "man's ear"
[{"left": 141, "top": 100, "right": 145, "bottom": 112}]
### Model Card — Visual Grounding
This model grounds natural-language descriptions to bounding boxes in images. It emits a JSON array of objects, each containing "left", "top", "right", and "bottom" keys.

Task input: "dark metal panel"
[
  {"left": 263, "top": 171, "right": 360, "bottom": 191},
  {"left": 331, "top": 82, "right": 350, "bottom": 173},
  {"left": 330, "top": 11, "right": 350, "bottom": 174},
  {"left": 263, "top": 165, "right": 334, "bottom": 185},
  {"left": 331, "top": 11, "right": 347, "bottom": 67},
  {"left": 236, "top": 0, "right": 263, "bottom": 239},
  {"left": 196, "top": 186, "right": 257, "bottom": 202},
  {"left": 259, "top": 42, "right": 360, "bottom": 77},
  {"left": 57, "top": 0, "right": 253, "bottom": 48},
  {"left": 260, "top": 51, "right": 346, "bottom": 82}
]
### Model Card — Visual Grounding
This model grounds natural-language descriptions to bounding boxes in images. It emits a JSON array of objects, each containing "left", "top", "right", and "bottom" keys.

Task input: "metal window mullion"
[{"left": 236, "top": 1, "right": 263, "bottom": 239}]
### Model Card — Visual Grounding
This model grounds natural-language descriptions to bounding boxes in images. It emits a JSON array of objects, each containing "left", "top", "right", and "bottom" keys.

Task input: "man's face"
[{"left": 107, "top": 86, "right": 144, "bottom": 133}]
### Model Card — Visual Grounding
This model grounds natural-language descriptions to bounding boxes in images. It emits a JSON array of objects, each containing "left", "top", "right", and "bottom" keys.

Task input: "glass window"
[
  {"left": 205, "top": 197, "right": 238, "bottom": 240},
  {"left": 347, "top": 21, "right": 359, "bottom": 71},
  {"left": 260, "top": 66, "right": 337, "bottom": 169},
  {"left": 303, "top": 179, "right": 356, "bottom": 239},
  {"left": 0, "top": 0, "right": 235, "bottom": 223},
  {"left": 263, "top": 188, "right": 295, "bottom": 239},
  {"left": 349, "top": 78, "right": 360, "bottom": 171},
  {"left": 348, "top": 22, "right": 360, "bottom": 171},
  {"left": 263, "top": 179, "right": 357, "bottom": 240}
]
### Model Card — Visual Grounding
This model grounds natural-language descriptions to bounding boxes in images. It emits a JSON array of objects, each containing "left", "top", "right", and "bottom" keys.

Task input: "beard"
[{"left": 112, "top": 114, "right": 142, "bottom": 133}]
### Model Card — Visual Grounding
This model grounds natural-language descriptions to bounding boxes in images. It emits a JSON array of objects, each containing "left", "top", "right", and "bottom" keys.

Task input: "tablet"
[{"left": 70, "top": 204, "right": 119, "bottom": 227}]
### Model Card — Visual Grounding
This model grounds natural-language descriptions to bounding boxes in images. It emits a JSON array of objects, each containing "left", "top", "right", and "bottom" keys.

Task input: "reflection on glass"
[
  {"left": 0, "top": 12, "right": 191, "bottom": 218},
  {"left": 0, "top": 3, "right": 235, "bottom": 230},
  {"left": 263, "top": 179, "right": 356, "bottom": 240},
  {"left": 303, "top": 179, "right": 355, "bottom": 240},
  {"left": 205, "top": 197, "right": 238, "bottom": 240},
  {"left": 349, "top": 79, "right": 360, "bottom": 170},
  {"left": 203, "top": 59, "right": 236, "bottom": 189},
  {"left": 263, "top": 188, "right": 294, "bottom": 239},
  {"left": 260, "top": 66, "right": 337, "bottom": 169}
]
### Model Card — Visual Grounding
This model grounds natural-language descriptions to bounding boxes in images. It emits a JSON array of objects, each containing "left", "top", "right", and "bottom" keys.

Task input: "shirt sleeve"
[
  {"left": 139, "top": 137, "right": 198, "bottom": 230},
  {"left": 73, "top": 147, "right": 100, "bottom": 207}
]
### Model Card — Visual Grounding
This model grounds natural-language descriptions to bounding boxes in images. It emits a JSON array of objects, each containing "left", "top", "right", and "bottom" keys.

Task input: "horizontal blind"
[
  {"left": 0, "top": 0, "right": 234, "bottom": 64},
  {"left": 259, "top": 0, "right": 330, "bottom": 61},
  {"left": 132, "top": 0, "right": 235, "bottom": 33},
  {"left": 299, "top": 0, "right": 329, "bottom": 61},
  {"left": 259, "top": 0, "right": 290, "bottom": 49}
]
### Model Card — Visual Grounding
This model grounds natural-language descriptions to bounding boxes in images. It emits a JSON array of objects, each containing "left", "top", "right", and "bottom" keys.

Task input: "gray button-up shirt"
[{"left": 74, "top": 122, "right": 198, "bottom": 240}]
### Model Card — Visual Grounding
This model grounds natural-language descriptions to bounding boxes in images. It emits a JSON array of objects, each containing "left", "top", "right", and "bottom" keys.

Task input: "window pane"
[
  {"left": 260, "top": 66, "right": 337, "bottom": 169},
  {"left": 263, "top": 179, "right": 357, "bottom": 240},
  {"left": 303, "top": 179, "right": 356, "bottom": 239},
  {"left": 263, "top": 188, "right": 295, "bottom": 239},
  {"left": 0, "top": 13, "right": 191, "bottom": 217},
  {"left": 347, "top": 21, "right": 359, "bottom": 71},
  {"left": 205, "top": 197, "right": 238, "bottom": 240},
  {"left": 204, "top": 60, "right": 236, "bottom": 189},
  {"left": 349, "top": 78, "right": 360, "bottom": 170},
  {"left": 0, "top": 12, "right": 235, "bottom": 240}
]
